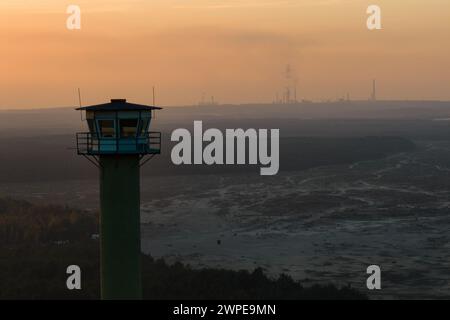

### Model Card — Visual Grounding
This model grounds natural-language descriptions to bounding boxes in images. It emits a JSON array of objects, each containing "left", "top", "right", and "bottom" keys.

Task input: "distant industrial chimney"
[{"left": 371, "top": 79, "right": 377, "bottom": 101}]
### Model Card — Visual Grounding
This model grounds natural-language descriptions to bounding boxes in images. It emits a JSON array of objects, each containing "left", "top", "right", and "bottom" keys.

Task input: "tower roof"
[{"left": 76, "top": 99, "right": 162, "bottom": 111}]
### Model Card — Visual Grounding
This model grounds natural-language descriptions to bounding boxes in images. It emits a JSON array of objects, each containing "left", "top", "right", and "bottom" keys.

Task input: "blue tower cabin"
[
  {"left": 76, "top": 98, "right": 162, "bottom": 157},
  {"left": 75, "top": 99, "right": 162, "bottom": 300}
]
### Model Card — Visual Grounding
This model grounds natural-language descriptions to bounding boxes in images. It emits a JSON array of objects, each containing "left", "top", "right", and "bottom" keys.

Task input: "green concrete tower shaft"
[{"left": 99, "top": 155, "right": 142, "bottom": 299}]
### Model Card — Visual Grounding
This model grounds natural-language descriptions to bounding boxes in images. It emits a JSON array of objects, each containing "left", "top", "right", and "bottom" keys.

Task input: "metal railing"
[{"left": 76, "top": 131, "right": 161, "bottom": 155}]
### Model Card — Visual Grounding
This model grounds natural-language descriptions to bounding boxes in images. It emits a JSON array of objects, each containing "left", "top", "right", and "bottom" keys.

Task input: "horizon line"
[{"left": 3, "top": 99, "right": 450, "bottom": 112}]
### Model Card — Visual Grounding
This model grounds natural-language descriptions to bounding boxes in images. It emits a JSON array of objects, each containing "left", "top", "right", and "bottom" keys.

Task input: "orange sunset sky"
[{"left": 1, "top": 0, "right": 449, "bottom": 109}]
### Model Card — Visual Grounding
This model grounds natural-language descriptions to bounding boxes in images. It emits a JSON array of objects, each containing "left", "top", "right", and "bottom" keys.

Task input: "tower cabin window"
[
  {"left": 87, "top": 119, "right": 96, "bottom": 135},
  {"left": 139, "top": 118, "right": 150, "bottom": 136},
  {"left": 120, "top": 119, "right": 138, "bottom": 138},
  {"left": 98, "top": 120, "right": 115, "bottom": 138}
]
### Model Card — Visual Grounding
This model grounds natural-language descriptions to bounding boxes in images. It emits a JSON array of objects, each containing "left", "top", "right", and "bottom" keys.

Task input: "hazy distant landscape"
[
  {"left": 3, "top": 0, "right": 450, "bottom": 303},
  {"left": 1, "top": 101, "right": 450, "bottom": 299}
]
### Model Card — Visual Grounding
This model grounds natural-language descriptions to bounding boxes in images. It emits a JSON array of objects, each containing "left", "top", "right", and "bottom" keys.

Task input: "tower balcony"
[{"left": 76, "top": 132, "right": 161, "bottom": 156}]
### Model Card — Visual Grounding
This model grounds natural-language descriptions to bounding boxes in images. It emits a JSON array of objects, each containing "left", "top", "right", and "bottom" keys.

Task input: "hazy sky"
[{"left": 1, "top": 0, "right": 449, "bottom": 109}]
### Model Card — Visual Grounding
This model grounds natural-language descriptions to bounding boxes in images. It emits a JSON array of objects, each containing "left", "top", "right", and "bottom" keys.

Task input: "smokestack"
[
  {"left": 371, "top": 79, "right": 377, "bottom": 101},
  {"left": 294, "top": 82, "right": 297, "bottom": 103}
]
